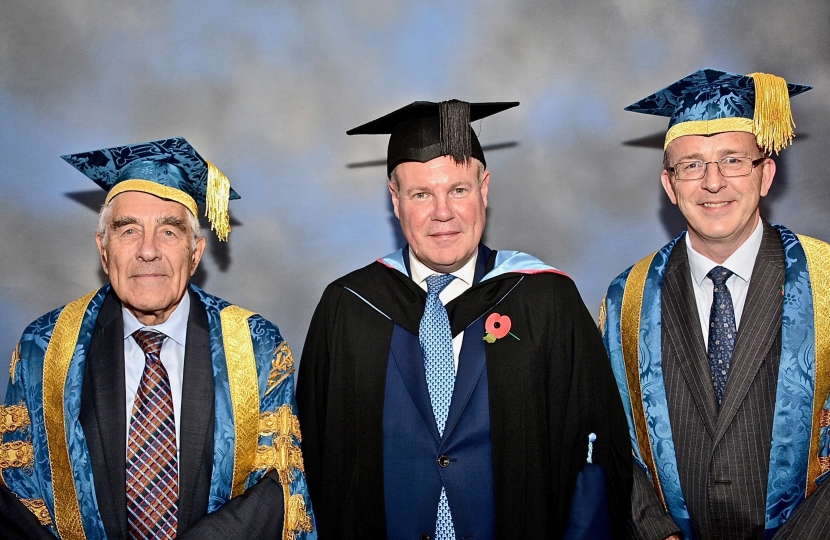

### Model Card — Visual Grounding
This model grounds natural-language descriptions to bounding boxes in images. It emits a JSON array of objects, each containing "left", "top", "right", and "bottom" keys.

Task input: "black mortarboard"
[{"left": 347, "top": 100, "right": 519, "bottom": 177}]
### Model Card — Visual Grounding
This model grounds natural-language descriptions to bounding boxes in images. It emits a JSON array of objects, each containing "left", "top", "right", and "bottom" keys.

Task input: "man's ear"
[
  {"left": 661, "top": 169, "right": 678, "bottom": 205},
  {"left": 190, "top": 236, "right": 207, "bottom": 276},
  {"left": 759, "top": 157, "right": 776, "bottom": 198},
  {"left": 480, "top": 169, "right": 491, "bottom": 209},
  {"left": 95, "top": 233, "right": 110, "bottom": 275},
  {"left": 389, "top": 181, "right": 401, "bottom": 219}
]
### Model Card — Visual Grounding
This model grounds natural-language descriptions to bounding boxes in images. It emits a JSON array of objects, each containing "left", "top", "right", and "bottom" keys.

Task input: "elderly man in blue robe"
[{"left": 0, "top": 138, "right": 315, "bottom": 540}]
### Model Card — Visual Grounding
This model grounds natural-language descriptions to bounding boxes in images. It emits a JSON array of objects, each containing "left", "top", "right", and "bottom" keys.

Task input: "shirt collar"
[
  {"left": 409, "top": 250, "right": 478, "bottom": 290},
  {"left": 122, "top": 289, "right": 191, "bottom": 347},
  {"left": 686, "top": 218, "right": 764, "bottom": 286}
]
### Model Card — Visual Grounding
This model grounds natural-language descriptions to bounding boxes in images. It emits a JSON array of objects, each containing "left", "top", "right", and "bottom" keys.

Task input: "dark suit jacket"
[
  {"left": 0, "top": 289, "right": 284, "bottom": 540},
  {"left": 630, "top": 223, "right": 830, "bottom": 539}
]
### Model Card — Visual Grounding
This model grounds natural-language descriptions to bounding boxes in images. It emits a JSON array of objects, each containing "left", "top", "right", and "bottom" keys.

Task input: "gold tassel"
[
  {"left": 749, "top": 72, "right": 796, "bottom": 155},
  {"left": 206, "top": 161, "right": 231, "bottom": 241}
]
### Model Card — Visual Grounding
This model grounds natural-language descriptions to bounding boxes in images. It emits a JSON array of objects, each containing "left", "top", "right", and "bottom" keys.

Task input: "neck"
[{"left": 686, "top": 215, "right": 760, "bottom": 264}]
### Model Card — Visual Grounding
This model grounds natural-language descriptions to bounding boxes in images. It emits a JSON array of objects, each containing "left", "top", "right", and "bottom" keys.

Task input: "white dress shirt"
[
  {"left": 122, "top": 292, "right": 189, "bottom": 452},
  {"left": 409, "top": 251, "right": 478, "bottom": 373},
  {"left": 686, "top": 218, "right": 764, "bottom": 349}
]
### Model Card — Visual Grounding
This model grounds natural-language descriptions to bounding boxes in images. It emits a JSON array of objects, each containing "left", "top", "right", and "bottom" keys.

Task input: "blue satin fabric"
[
  {"left": 604, "top": 232, "right": 694, "bottom": 539},
  {"left": 3, "top": 284, "right": 314, "bottom": 539},
  {"left": 378, "top": 246, "right": 559, "bottom": 281},
  {"left": 603, "top": 225, "right": 819, "bottom": 539},
  {"left": 764, "top": 225, "right": 815, "bottom": 537}
]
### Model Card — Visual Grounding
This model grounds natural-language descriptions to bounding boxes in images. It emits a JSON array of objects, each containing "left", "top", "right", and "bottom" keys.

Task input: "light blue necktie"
[
  {"left": 707, "top": 266, "right": 736, "bottom": 409},
  {"left": 420, "top": 274, "right": 456, "bottom": 540}
]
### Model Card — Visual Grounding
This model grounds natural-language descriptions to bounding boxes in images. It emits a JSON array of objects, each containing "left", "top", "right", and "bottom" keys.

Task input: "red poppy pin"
[{"left": 483, "top": 312, "right": 520, "bottom": 343}]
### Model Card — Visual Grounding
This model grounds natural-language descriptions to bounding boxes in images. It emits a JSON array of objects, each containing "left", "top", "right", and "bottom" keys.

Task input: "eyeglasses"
[{"left": 668, "top": 157, "right": 766, "bottom": 181}]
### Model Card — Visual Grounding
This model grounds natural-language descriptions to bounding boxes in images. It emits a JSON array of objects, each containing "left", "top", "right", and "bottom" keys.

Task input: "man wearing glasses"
[{"left": 601, "top": 69, "right": 830, "bottom": 539}]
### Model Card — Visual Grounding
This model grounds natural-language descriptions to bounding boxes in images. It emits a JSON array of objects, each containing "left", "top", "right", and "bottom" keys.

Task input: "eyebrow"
[
  {"left": 110, "top": 216, "right": 138, "bottom": 229},
  {"left": 674, "top": 148, "right": 752, "bottom": 162},
  {"left": 158, "top": 216, "right": 188, "bottom": 232}
]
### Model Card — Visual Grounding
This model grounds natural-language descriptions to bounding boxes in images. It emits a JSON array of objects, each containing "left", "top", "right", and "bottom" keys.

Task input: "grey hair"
[
  {"left": 97, "top": 197, "right": 203, "bottom": 249},
  {"left": 389, "top": 158, "right": 486, "bottom": 193}
]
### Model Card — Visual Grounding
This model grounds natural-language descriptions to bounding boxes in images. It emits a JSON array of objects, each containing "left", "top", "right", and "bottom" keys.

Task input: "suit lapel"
[
  {"left": 443, "top": 317, "right": 487, "bottom": 442},
  {"left": 390, "top": 326, "right": 441, "bottom": 442},
  {"left": 176, "top": 289, "right": 215, "bottom": 532},
  {"left": 84, "top": 292, "right": 128, "bottom": 539},
  {"left": 663, "top": 239, "right": 719, "bottom": 438},
  {"left": 713, "top": 223, "right": 784, "bottom": 446}
]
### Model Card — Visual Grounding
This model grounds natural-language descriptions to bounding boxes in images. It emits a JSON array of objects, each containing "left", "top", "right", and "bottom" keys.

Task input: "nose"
[
  {"left": 701, "top": 162, "right": 727, "bottom": 192},
  {"left": 137, "top": 232, "right": 161, "bottom": 261},
  {"left": 431, "top": 193, "right": 454, "bottom": 221}
]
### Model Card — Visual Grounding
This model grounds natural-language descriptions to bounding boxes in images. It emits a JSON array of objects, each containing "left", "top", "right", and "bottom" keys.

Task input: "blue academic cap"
[
  {"left": 625, "top": 68, "right": 811, "bottom": 154},
  {"left": 62, "top": 137, "right": 239, "bottom": 241}
]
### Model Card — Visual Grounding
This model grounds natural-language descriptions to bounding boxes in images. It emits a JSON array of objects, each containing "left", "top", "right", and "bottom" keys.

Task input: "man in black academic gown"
[{"left": 296, "top": 100, "right": 631, "bottom": 539}]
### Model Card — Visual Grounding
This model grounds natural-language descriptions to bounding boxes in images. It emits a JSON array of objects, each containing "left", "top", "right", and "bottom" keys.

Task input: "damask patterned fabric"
[
  {"left": 624, "top": 68, "right": 810, "bottom": 128},
  {"left": 61, "top": 137, "right": 240, "bottom": 203}
]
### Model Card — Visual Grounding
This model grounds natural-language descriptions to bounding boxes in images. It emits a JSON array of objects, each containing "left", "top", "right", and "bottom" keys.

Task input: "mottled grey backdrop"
[{"left": 2, "top": 0, "right": 829, "bottom": 401}]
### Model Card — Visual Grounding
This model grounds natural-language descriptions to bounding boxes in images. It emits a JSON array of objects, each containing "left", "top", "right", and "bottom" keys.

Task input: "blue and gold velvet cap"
[
  {"left": 62, "top": 137, "right": 239, "bottom": 241},
  {"left": 625, "top": 68, "right": 811, "bottom": 154}
]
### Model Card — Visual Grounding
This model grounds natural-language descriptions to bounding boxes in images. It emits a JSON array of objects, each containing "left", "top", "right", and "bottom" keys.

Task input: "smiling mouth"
[{"left": 701, "top": 202, "right": 730, "bottom": 208}]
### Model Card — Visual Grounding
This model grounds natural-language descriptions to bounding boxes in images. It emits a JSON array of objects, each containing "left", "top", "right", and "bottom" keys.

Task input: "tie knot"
[
  {"left": 707, "top": 266, "right": 733, "bottom": 287},
  {"left": 426, "top": 274, "right": 455, "bottom": 295},
  {"left": 132, "top": 329, "right": 166, "bottom": 358}
]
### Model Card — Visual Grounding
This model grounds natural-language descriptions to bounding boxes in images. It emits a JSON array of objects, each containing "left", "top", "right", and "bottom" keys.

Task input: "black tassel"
[{"left": 439, "top": 100, "right": 472, "bottom": 165}]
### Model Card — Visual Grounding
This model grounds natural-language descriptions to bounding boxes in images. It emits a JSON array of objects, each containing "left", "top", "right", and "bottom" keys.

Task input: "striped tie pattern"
[
  {"left": 420, "top": 274, "right": 456, "bottom": 540},
  {"left": 127, "top": 330, "right": 178, "bottom": 539}
]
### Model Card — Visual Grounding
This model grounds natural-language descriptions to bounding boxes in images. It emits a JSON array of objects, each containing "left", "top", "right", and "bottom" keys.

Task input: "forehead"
[
  {"left": 667, "top": 131, "right": 759, "bottom": 159},
  {"left": 109, "top": 190, "right": 192, "bottom": 221},
  {"left": 394, "top": 156, "right": 479, "bottom": 188}
]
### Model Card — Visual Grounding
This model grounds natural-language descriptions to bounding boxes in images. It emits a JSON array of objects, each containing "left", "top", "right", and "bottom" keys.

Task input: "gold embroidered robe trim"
[
  {"left": 0, "top": 440, "right": 35, "bottom": 470},
  {"left": 20, "top": 497, "right": 53, "bottom": 526},
  {"left": 0, "top": 404, "right": 30, "bottom": 435},
  {"left": 266, "top": 341, "right": 296, "bottom": 396}
]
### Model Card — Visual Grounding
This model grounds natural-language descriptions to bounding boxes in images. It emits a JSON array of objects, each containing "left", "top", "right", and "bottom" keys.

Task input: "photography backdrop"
[{"left": 2, "top": 0, "right": 829, "bottom": 401}]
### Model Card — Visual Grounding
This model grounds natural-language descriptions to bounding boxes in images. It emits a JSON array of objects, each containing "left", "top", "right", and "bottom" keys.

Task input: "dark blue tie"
[
  {"left": 420, "top": 274, "right": 456, "bottom": 540},
  {"left": 707, "top": 266, "right": 736, "bottom": 408}
]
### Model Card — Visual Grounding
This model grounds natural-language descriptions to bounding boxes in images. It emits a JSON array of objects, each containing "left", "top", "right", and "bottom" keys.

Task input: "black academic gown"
[
  {"left": 296, "top": 248, "right": 631, "bottom": 539},
  {"left": 0, "top": 289, "right": 285, "bottom": 540}
]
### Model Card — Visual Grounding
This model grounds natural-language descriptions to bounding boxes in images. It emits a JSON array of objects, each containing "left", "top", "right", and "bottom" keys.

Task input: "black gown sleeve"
[
  {"left": 177, "top": 470, "right": 285, "bottom": 540},
  {"left": 0, "top": 484, "right": 56, "bottom": 540},
  {"left": 552, "top": 276, "right": 633, "bottom": 540}
]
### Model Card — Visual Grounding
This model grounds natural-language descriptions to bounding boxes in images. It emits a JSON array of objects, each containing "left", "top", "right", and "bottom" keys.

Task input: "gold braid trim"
[
  {"left": 665, "top": 118, "right": 754, "bottom": 149},
  {"left": 621, "top": 252, "right": 667, "bottom": 511},
  {"left": 20, "top": 498, "right": 53, "bottom": 526},
  {"left": 598, "top": 295, "right": 608, "bottom": 334},
  {"left": 255, "top": 404, "right": 313, "bottom": 539},
  {"left": 266, "top": 341, "right": 296, "bottom": 397},
  {"left": 10, "top": 342, "right": 20, "bottom": 381},
  {"left": 798, "top": 235, "right": 830, "bottom": 496},
  {"left": 220, "top": 305, "right": 260, "bottom": 499},
  {"left": 105, "top": 179, "right": 199, "bottom": 217},
  {"left": 43, "top": 290, "right": 97, "bottom": 540},
  {"left": 0, "top": 440, "right": 34, "bottom": 469},
  {"left": 284, "top": 494, "right": 314, "bottom": 539},
  {"left": 1, "top": 404, "right": 30, "bottom": 435}
]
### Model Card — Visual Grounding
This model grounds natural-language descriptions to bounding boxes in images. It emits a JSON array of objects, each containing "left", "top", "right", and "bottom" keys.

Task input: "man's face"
[
  {"left": 661, "top": 131, "right": 775, "bottom": 261},
  {"left": 96, "top": 191, "right": 206, "bottom": 325},
  {"left": 390, "top": 156, "right": 490, "bottom": 273}
]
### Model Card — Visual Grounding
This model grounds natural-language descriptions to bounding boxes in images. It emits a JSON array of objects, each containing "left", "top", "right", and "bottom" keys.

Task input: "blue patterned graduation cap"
[
  {"left": 347, "top": 100, "right": 519, "bottom": 177},
  {"left": 625, "top": 68, "right": 811, "bottom": 154},
  {"left": 62, "top": 137, "right": 239, "bottom": 241}
]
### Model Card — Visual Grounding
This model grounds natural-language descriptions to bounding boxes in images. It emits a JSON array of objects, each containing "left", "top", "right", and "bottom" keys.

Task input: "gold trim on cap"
[
  {"left": 664, "top": 118, "right": 754, "bottom": 149},
  {"left": 104, "top": 179, "right": 199, "bottom": 217}
]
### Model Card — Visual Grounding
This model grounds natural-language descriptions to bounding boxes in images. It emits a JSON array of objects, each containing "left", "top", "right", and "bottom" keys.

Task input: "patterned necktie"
[
  {"left": 127, "top": 330, "right": 178, "bottom": 540},
  {"left": 707, "top": 266, "right": 736, "bottom": 409},
  {"left": 420, "top": 274, "right": 456, "bottom": 540}
]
